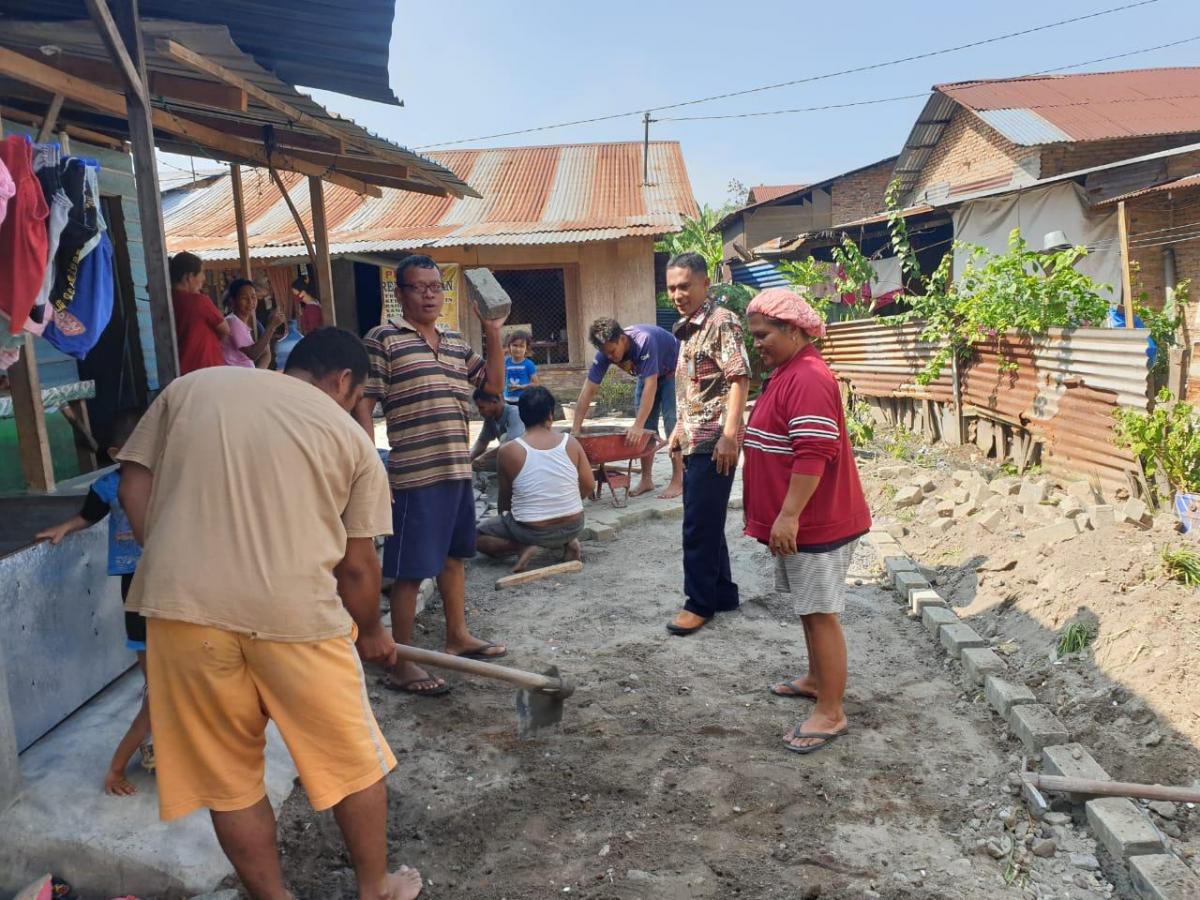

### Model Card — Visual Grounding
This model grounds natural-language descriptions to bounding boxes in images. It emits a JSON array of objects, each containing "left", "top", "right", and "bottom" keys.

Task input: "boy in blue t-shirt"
[
  {"left": 503, "top": 330, "right": 539, "bottom": 403},
  {"left": 35, "top": 409, "right": 151, "bottom": 797}
]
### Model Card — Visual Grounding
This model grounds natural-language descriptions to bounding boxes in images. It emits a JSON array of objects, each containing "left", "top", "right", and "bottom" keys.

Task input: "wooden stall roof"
[{"left": 0, "top": 19, "right": 475, "bottom": 198}]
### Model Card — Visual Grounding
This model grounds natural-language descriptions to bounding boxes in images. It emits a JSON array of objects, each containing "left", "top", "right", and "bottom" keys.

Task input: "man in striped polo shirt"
[{"left": 357, "top": 255, "right": 509, "bottom": 695}]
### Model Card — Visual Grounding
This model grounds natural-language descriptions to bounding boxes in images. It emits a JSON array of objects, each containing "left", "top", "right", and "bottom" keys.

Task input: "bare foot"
[
  {"left": 388, "top": 661, "right": 448, "bottom": 694},
  {"left": 769, "top": 677, "right": 818, "bottom": 699},
  {"left": 562, "top": 539, "right": 581, "bottom": 563},
  {"left": 512, "top": 545, "right": 538, "bottom": 573},
  {"left": 628, "top": 479, "right": 656, "bottom": 497},
  {"left": 105, "top": 768, "right": 137, "bottom": 796},
  {"left": 375, "top": 865, "right": 422, "bottom": 900},
  {"left": 656, "top": 480, "right": 682, "bottom": 500},
  {"left": 783, "top": 710, "right": 848, "bottom": 751}
]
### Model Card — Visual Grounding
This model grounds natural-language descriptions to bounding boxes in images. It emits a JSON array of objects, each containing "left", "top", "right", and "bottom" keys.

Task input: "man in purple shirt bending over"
[{"left": 570, "top": 318, "right": 683, "bottom": 499}]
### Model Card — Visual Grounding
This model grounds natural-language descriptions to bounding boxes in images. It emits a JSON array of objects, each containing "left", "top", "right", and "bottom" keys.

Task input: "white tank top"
[{"left": 511, "top": 434, "right": 584, "bottom": 522}]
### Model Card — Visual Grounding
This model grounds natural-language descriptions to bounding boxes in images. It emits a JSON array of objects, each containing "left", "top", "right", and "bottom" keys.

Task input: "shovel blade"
[{"left": 515, "top": 666, "right": 568, "bottom": 739}]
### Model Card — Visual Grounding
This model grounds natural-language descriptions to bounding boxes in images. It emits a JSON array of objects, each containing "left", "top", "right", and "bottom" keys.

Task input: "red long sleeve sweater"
[{"left": 743, "top": 344, "right": 872, "bottom": 547}]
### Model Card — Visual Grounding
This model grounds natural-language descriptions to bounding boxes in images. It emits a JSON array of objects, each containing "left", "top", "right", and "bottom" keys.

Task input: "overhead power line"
[{"left": 415, "top": 0, "right": 1160, "bottom": 148}]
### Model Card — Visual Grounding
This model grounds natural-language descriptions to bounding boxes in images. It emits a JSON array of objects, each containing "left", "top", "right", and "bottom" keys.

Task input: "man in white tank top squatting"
[{"left": 476, "top": 386, "right": 596, "bottom": 572}]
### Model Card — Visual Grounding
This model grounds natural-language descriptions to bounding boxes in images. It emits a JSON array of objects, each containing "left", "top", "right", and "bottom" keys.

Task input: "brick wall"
[
  {"left": 536, "top": 365, "right": 590, "bottom": 405},
  {"left": 908, "top": 108, "right": 1038, "bottom": 201},
  {"left": 830, "top": 160, "right": 896, "bottom": 224},
  {"left": 1041, "top": 134, "right": 1200, "bottom": 177},
  {"left": 1125, "top": 192, "right": 1200, "bottom": 312}
]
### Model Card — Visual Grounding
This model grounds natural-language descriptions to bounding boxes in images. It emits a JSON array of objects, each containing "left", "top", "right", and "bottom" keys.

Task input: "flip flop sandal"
[
  {"left": 782, "top": 725, "right": 849, "bottom": 755},
  {"left": 769, "top": 682, "right": 818, "bottom": 700},
  {"left": 383, "top": 676, "right": 453, "bottom": 696},
  {"left": 455, "top": 641, "right": 507, "bottom": 661}
]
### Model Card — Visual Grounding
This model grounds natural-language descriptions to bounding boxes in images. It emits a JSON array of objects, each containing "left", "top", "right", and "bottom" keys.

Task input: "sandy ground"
[{"left": 267, "top": 447, "right": 1126, "bottom": 899}]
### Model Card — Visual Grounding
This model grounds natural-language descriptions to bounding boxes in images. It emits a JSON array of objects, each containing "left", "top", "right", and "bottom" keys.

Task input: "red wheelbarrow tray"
[{"left": 559, "top": 426, "right": 665, "bottom": 507}]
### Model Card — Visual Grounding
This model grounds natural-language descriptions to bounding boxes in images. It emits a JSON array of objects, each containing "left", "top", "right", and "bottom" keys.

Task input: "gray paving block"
[
  {"left": 894, "top": 570, "right": 930, "bottom": 597},
  {"left": 922, "top": 605, "right": 959, "bottom": 636},
  {"left": 883, "top": 555, "right": 918, "bottom": 576},
  {"left": 985, "top": 676, "right": 1036, "bottom": 721},
  {"left": 584, "top": 524, "right": 617, "bottom": 542},
  {"left": 1086, "top": 797, "right": 1164, "bottom": 860},
  {"left": 960, "top": 647, "right": 1006, "bottom": 685},
  {"left": 1009, "top": 704, "right": 1070, "bottom": 752},
  {"left": 1043, "top": 743, "right": 1110, "bottom": 782},
  {"left": 909, "top": 588, "right": 946, "bottom": 615},
  {"left": 939, "top": 622, "right": 988, "bottom": 659},
  {"left": 1129, "top": 852, "right": 1200, "bottom": 899}
]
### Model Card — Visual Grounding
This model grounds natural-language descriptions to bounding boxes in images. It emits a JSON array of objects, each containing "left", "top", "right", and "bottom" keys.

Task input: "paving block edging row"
[{"left": 865, "top": 528, "right": 1197, "bottom": 900}]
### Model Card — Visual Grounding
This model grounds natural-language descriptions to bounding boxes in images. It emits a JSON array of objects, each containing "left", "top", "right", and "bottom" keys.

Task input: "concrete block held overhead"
[
  {"left": 940, "top": 623, "right": 988, "bottom": 658},
  {"left": 909, "top": 588, "right": 946, "bottom": 615},
  {"left": 922, "top": 605, "right": 959, "bottom": 636},
  {"left": 984, "top": 676, "right": 1036, "bottom": 720},
  {"left": 893, "top": 485, "right": 923, "bottom": 507},
  {"left": 463, "top": 267, "right": 513, "bottom": 321},
  {"left": 1129, "top": 852, "right": 1200, "bottom": 899},
  {"left": 1009, "top": 704, "right": 1070, "bottom": 752},
  {"left": 1086, "top": 797, "right": 1164, "bottom": 860},
  {"left": 960, "top": 647, "right": 1006, "bottom": 685}
]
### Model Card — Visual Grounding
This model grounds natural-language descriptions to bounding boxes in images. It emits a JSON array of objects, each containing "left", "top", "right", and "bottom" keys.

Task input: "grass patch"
[
  {"left": 1056, "top": 622, "right": 1094, "bottom": 656},
  {"left": 1162, "top": 546, "right": 1200, "bottom": 586},
  {"left": 884, "top": 426, "right": 919, "bottom": 461},
  {"left": 881, "top": 483, "right": 898, "bottom": 501}
]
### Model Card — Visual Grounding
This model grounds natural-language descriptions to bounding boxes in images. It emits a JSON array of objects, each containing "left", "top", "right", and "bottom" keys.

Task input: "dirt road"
[{"left": 275, "top": 506, "right": 1117, "bottom": 899}]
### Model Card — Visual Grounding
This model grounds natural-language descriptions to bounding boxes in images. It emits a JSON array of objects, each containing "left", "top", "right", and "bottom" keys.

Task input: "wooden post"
[
  {"left": 308, "top": 175, "right": 336, "bottom": 326},
  {"left": 1117, "top": 201, "right": 1135, "bottom": 329},
  {"left": 230, "top": 163, "right": 252, "bottom": 280},
  {"left": 34, "top": 94, "right": 64, "bottom": 142},
  {"left": 111, "top": 0, "right": 179, "bottom": 386},
  {"left": 8, "top": 337, "right": 55, "bottom": 493}
]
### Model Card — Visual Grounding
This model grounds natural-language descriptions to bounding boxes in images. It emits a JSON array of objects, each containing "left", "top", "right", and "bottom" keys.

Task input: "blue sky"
[{"left": 168, "top": 0, "right": 1198, "bottom": 209}]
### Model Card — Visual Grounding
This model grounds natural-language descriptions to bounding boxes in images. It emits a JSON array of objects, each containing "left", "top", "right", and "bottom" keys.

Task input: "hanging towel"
[
  {"left": 0, "top": 136, "right": 50, "bottom": 333},
  {"left": 43, "top": 231, "right": 114, "bottom": 359}
]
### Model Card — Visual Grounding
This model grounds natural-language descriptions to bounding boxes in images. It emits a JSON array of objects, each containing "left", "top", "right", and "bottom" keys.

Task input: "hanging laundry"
[
  {"left": 43, "top": 230, "right": 114, "bottom": 359},
  {"left": 0, "top": 135, "right": 50, "bottom": 334},
  {"left": 27, "top": 190, "right": 75, "bottom": 336},
  {"left": 49, "top": 157, "right": 102, "bottom": 311},
  {"left": 0, "top": 157, "right": 15, "bottom": 228}
]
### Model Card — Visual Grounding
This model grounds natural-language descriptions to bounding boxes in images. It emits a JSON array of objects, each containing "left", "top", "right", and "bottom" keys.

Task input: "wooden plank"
[
  {"left": 1118, "top": 201, "right": 1135, "bottom": 329},
  {"left": 61, "top": 399, "right": 99, "bottom": 473},
  {"left": 84, "top": 0, "right": 149, "bottom": 106},
  {"left": 308, "top": 176, "right": 336, "bottom": 326},
  {"left": 269, "top": 168, "right": 316, "bottom": 268},
  {"left": 281, "top": 148, "right": 406, "bottom": 180},
  {"left": 7, "top": 337, "right": 55, "bottom": 493},
  {"left": 0, "top": 104, "right": 126, "bottom": 150},
  {"left": 230, "top": 164, "right": 252, "bottom": 279},
  {"left": 36, "top": 51, "right": 246, "bottom": 110},
  {"left": 173, "top": 112, "right": 343, "bottom": 153},
  {"left": 112, "top": 0, "right": 178, "bottom": 387},
  {"left": 495, "top": 560, "right": 584, "bottom": 590},
  {"left": 34, "top": 94, "right": 64, "bottom": 142}
]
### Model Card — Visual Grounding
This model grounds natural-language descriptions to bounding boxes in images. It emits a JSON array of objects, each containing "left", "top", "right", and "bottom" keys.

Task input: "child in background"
[
  {"left": 35, "top": 409, "right": 152, "bottom": 796},
  {"left": 504, "top": 330, "right": 539, "bottom": 404}
]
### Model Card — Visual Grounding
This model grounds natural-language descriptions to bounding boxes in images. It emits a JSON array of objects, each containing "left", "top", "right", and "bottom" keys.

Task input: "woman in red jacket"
[{"left": 742, "top": 288, "right": 871, "bottom": 755}]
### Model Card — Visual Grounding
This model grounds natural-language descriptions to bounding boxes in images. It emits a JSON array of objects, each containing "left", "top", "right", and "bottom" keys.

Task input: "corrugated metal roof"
[
  {"left": 0, "top": 0, "right": 400, "bottom": 104},
  {"left": 1094, "top": 171, "right": 1200, "bottom": 205},
  {"left": 730, "top": 260, "right": 789, "bottom": 290},
  {"left": 938, "top": 68, "right": 1200, "bottom": 145},
  {"left": 747, "top": 184, "right": 809, "bottom": 203},
  {"left": 0, "top": 19, "right": 471, "bottom": 197},
  {"left": 166, "top": 141, "right": 698, "bottom": 259}
]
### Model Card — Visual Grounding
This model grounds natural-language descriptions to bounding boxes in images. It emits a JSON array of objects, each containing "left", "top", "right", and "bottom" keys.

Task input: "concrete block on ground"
[
  {"left": 1043, "top": 743, "right": 1111, "bottom": 784},
  {"left": 893, "top": 570, "right": 930, "bottom": 598},
  {"left": 585, "top": 523, "right": 618, "bottom": 542},
  {"left": 883, "top": 555, "right": 918, "bottom": 577},
  {"left": 984, "top": 676, "right": 1036, "bottom": 720},
  {"left": 1009, "top": 704, "right": 1070, "bottom": 752},
  {"left": 991, "top": 477, "right": 1021, "bottom": 496},
  {"left": 1129, "top": 852, "right": 1200, "bottom": 899},
  {"left": 953, "top": 501, "right": 978, "bottom": 519},
  {"left": 961, "top": 647, "right": 1006, "bottom": 685},
  {"left": 654, "top": 502, "right": 684, "bottom": 521},
  {"left": 1018, "top": 480, "right": 1049, "bottom": 506},
  {"left": 911, "top": 477, "right": 937, "bottom": 494},
  {"left": 1120, "top": 498, "right": 1152, "bottom": 528},
  {"left": 931, "top": 518, "right": 955, "bottom": 534},
  {"left": 948, "top": 487, "right": 969, "bottom": 505},
  {"left": 1086, "top": 797, "right": 1164, "bottom": 860},
  {"left": 1060, "top": 495, "right": 1086, "bottom": 518},
  {"left": 922, "top": 605, "right": 959, "bottom": 636},
  {"left": 936, "top": 499, "right": 955, "bottom": 517},
  {"left": 980, "top": 509, "right": 1005, "bottom": 533},
  {"left": 893, "top": 485, "right": 923, "bottom": 507},
  {"left": 1089, "top": 504, "right": 1116, "bottom": 530},
  {"left": 1027, "top": 518, "right": 1080, "bottom": 548},
  {"left": 952, "top": 469, "right": 975, "bottom": 485},
  {"left": 1066, "top": 480, "right": 1101, "bottom": 504},
  {"left": 909, "top": 588, "right": 946, "bottom": 615},
  {"left": 883, "top": 523, "right": 908, "bottom": 539},
  {"left": 940, "top": 623, "right": 988, "bottom": 658}
]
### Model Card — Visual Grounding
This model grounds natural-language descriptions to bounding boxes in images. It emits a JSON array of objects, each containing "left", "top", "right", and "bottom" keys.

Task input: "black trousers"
[{"left": 681, "top": 453, "right": 739, "bottom": 618}]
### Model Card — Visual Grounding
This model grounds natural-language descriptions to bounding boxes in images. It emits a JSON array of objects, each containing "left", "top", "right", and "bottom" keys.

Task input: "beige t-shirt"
[{"left": 117, "top": 367, "right": 392, "bottom": 642}]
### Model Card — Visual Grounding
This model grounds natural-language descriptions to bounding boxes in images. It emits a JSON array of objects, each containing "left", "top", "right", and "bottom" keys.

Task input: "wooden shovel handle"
[
  {"left": 391, "top": 643, "right": 564, "bottom": 693},
  {"left": 1025, "top": 772, "right": 1200, "bottom": 804}
]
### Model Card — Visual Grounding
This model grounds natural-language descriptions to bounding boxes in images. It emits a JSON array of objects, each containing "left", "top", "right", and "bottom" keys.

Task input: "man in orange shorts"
[{"left": 117, "top": 328, "right": 422, "bottom": 900}]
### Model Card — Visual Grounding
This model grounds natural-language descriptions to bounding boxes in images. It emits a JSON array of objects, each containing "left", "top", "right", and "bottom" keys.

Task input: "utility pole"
[{"left": 642, "top": 111, "right": 655, "bottom": 186}]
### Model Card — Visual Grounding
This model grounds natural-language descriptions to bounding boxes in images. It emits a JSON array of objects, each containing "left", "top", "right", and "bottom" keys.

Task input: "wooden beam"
[
  {"left": 84, "top": 0, "right": 148, "bottom": 106},
  {"left": 0, "top": 45, "right": 380, "bottom": 196},
  {"left": 279, "top": 148, "right": 406, "bottom": 180},
  {"left": 495, "top": 560, "right": 584, "bottom": 590},
  {"left": 35, "top": 94, "right": 65, "bottom": 142},
  {"left": 112, "top": 0, "right": 179, "bottom": 387},
  {"left": 173, "top": 112, "right": 343, "bottom": 153},
  {"left": 230, "top": 164, "right": 252, "bottom": 280},
  {"left": 36, "top": 51, "right": 247, "bottom": 110},
  {"left": 0, "top": 105, "right": 126, "bottom": 149},
  {"left": 1117, "top": 200, "right": 1135, "bottom": 329},
  {"left": 61, "top": 399, "right": 99, "bottom": 473},
  {"left": 269, "top": 168, "right": 317, "bottom": 267},
  {"left": 7, "top": 337, "right": 56, "bottom": 493},
  {"left": 309, "top": 176, "right": 337, "bottom": 326}
]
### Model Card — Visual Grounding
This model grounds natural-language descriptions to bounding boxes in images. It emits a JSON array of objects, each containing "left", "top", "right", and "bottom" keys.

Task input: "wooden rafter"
[
  {"left": 173, "top": 112, "right": 343, "bottom": 153},
  {"left": 35, "top": 94, "right": 65, "bottom": 142},
  {"left": 0, "top": 104, "right": 125, "bottom": 149},
  {"left": 269, "top": 167, "right": 317, "bottom": 266},
  {"left": 34, "top": 51, "right": 247, "bottom": 111},
  {"left": 83, "top": 0, "right": 149, "bottom": 106}
]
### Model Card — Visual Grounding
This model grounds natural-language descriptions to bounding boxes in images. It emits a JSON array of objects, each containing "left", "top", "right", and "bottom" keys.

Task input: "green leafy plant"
[
  {"left": 1114, "top": 389, "right": 1200, "bottom": 494},
  {"left": 656, "top": 205, "right": 724, "bottom": 276},
  {"left": 884, "top": 425, "right": 918, "bottom": 460},
  {"left": 846, "top": 398, "right": 875, "bottom": 447},
  {"left": 1162, "top": 545, "right": 1200, "bottom": 586},
  {"left": 1134, "top": 279, "right": 1189, "bottom": 375},
  {"left": 592, "top": 372, "right": 635, "bottom": 416},
  {"left": 776, "top": 237, "right": 878, "bottom": 323},
  {"left": 1056, "top": 622, "right": 1095, "bottom": 656}
]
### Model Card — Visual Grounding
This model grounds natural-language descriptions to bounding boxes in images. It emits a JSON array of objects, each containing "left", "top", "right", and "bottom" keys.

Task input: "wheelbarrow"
[{"left": 572, "top": 427, "right": 664, "bottom": 508}]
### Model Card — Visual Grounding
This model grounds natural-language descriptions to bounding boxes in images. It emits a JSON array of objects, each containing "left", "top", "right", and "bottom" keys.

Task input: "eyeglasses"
[{"left": 401, "top": 282, "right": 444, "bottom": 296}]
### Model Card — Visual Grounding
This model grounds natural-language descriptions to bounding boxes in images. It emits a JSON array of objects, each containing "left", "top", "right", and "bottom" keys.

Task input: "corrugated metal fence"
[{"left": 821, "top": 319, "right": 1153, "bottom": 493}]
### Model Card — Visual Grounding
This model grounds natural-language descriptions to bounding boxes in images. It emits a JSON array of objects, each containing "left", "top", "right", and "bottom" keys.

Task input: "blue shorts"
[
  {"left": 634, "top": 375, "right": 677, "bottom": 439},
  {"left": 383, "top": 480, "right": 477, "bottom": 581}
]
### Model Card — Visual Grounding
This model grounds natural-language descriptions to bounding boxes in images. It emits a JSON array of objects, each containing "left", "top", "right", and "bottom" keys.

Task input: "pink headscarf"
[{"left": 746, "top": 288, "right": 827, "bottom": 339}]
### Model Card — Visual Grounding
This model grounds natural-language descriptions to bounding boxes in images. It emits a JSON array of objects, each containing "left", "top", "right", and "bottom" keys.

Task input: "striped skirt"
[{"left": 774, "top": 539, "right": 859, "bottom": 616}]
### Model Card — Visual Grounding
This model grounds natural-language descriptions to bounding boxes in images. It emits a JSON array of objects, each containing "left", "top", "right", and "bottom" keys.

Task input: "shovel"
[{"left": 390, "top": 644, "right": 575, "bottom": 738}]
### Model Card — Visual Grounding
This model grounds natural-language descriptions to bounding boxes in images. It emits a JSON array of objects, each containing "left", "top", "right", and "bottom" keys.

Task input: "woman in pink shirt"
[{"left": 221, "top": 279, "right": 284, "bottom": 368}]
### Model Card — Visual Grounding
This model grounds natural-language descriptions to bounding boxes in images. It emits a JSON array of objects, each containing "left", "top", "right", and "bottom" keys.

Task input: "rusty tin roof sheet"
[
  {"left": 166, "top": 141, "right": 698, "bottom": 259},
  {"left": 1094, "top": 172, "right": 1200, "bottom": 205}
]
